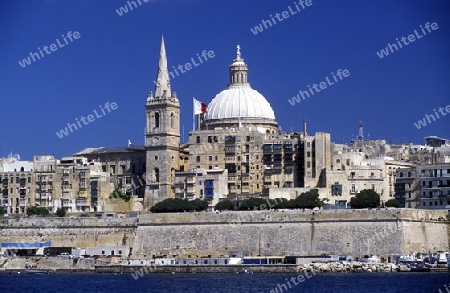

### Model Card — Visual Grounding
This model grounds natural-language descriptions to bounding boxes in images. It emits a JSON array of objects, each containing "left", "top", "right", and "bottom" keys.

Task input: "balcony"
[
  {"left": 175, "top": 188, "right": 185, "bottom": 194},
  {"left": 348, "top": 175, "right": 382, "bottom": 181},
  {"left": 76, "top": 198, "right": 88, "bottom": 206},
  {"left": 263, "top": 145, "right": 273, "bottom": 154},
  {"left": 225, "top": 146, "right": 236, "bottom": 154},
  {"left": 273, "top": 145, "right": 282, "bottom": 154},
  {"left": 284, "top": 165, "right": 294, "bottom": 173}
]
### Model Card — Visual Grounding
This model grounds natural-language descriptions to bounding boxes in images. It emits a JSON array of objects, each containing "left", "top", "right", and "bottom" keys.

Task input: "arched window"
[
  {"left": 170, "top": 113, "right": 175, "bottom": 129},
  {"left": 154, "top": 168, "right": 159, "bottom": 183},
  {"left": 154, "top": 112, "right": 160, "bottom": 128}
]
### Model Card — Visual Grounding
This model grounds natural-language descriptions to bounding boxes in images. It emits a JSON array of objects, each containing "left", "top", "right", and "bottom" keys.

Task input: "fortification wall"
[
  {"left": 133, "top": 209, "right": 449, "bottom": 258},
  {"left": 0, "top": 217, "right": 137, "bottom": 249},
  {"left": 0, "top": 209, "right": 448, "bottom": 258}
]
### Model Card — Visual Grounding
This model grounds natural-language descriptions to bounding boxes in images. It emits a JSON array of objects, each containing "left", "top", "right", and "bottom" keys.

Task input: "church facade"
[{"left": 143, "top": 37, "right": 331, "bottom": 208}]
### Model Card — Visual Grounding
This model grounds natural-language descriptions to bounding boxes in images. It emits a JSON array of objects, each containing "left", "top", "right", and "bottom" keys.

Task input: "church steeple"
[
  {"left": 228, "top": 45, "right": 249, "bottom": 87},
  {"left": 154, "top": 35, "right": 171, "bottom": 99}
]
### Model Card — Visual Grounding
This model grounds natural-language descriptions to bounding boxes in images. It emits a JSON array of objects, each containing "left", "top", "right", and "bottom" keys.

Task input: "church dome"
[
  {"left": 205, "top": 85, "right": 275, "bottom": 120},
  {"left": 204, "top": 46, "right": 277, "bottom": 129}
]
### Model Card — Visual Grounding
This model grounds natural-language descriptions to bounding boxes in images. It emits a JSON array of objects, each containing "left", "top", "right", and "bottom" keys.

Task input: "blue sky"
[{"left": 0, "top": 0, "right": 449, "bottom": 160}]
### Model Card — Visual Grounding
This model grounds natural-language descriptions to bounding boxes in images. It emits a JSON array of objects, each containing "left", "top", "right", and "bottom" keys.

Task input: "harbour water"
[{"left": 0, "top": 272, "right": 449, "bottom": 293}]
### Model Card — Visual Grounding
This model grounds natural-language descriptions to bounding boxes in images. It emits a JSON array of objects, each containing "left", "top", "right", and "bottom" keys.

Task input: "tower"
[{"left": 145, "top": 36, "right": 180, "bottom": 207}]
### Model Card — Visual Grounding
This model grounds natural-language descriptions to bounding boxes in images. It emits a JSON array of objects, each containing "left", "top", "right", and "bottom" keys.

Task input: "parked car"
[{"left": 58, "top": 253, "right": 73, "bottom": 259}]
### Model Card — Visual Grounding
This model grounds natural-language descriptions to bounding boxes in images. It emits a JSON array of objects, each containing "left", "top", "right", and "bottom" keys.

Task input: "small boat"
[
  {"left": 409, "top": 263, "right": 430, "bottom": 272},
  {"left": 23, "top": 269, "right": 50, "bottom": 275},
  {"left": 238, "top": 269, "right": 253, "bottom": 274}
]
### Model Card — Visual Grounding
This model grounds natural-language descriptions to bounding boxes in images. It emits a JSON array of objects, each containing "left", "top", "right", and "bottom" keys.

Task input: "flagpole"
[{"left": 193, "top": 97, "right": 195, "bottom": 131}]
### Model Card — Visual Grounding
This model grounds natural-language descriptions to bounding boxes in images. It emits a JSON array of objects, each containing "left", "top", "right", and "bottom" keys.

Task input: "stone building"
[
  {"left": 33, "top": 155, "right": 57, "bottom": 210},
  {"left": 326, "top": 140, "right": 413, "bottom": 207},
  {"left": 187, "top": 45, "right": 331, "bottom": 203},
  {"left": 73, "top": 146, "right": 147, "bottom": 198},
  {"left": 0, "top": 155, "right": 34, "bottom": 214},
  {"left": 53, "top": 157, "right": 113, "bottom": 213},
  {"left": 174, "top": 167, "right": 228, "bottom": 207},
  {"left": 395, "top": 163, "right": 450, "bottom": 209}
]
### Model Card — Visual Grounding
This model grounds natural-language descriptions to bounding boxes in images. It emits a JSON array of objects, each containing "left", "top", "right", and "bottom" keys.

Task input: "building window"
[
  {"left": 351, "top": 184, "right": 356, "bottom": 193},
  {"left": 154, "top": 168, "right": 159, "bottom": 182},
  {"left": 196, "top": 136, "right": 200, "bottom": 143},
  {"left": 196, "top": 156, "right": 201, "bottom": 163},
  {"left": 307, "top": 161, "right": 310, "bottom": 168},
  {"left": 154, "top": 112, "right": 160, "bottom": 128},
  {"left": 307, "top": 151, "right": 311, "bottom": 158},
  {"left": 209, "top": 156, "right": 212, "bottom": 161},
  {"left": 171, "top": 113, "right": 175, "bottom": 129},
  {"left": 208, "top": 136, "right": 212, "bottom": 143},
  {"left": 215, "top": 156, "right": 218, "bottom": 161}
]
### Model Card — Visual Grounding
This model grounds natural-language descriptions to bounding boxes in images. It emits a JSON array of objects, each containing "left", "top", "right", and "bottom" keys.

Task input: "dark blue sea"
[{"left": 0, "top": 272, "right": 449, "bottom": 293}]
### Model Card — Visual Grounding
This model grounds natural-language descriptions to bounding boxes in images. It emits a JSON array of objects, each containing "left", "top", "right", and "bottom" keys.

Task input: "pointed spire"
[{"left": 154, "top": 35, "right": 171, "bottom": 99}]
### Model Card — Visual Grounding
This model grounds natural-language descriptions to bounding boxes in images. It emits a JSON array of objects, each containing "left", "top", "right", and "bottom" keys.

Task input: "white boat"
[
  {"left": 360, "top": 255, "right": 380, "bottom": 263},
  {"left": 398, "top": 255, "right": 415, "bottom": 263}
]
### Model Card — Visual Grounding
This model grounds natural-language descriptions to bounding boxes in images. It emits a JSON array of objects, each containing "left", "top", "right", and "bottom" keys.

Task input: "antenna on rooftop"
[{"left": 358, "top": 120, "right": 364, "bottom": 141}]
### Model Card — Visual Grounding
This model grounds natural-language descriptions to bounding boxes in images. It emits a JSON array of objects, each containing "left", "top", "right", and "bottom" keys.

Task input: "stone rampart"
[
  {"left": 132, "top": 209, "right": 449, "bottom": 258},
  {"left": 0, "top": 217, "right": 137, "bottom": 249},
  {"left": 0, "top": 209, "right": 448, "bottom": 259}
]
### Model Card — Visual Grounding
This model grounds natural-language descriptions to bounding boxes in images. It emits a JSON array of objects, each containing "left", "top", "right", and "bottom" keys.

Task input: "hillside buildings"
[{"left": 1, "top": 39, "right": 449, "bottom": 215}]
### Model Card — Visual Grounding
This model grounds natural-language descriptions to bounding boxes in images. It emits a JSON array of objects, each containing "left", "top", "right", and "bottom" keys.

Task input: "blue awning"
[{"left": 1, "top": 241, "right": 52, "bottom": 249}]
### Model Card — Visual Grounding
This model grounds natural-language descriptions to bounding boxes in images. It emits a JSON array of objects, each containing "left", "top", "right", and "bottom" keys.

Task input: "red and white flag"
[{"left": 193, "top": 98, "right": 207, "bottom": 115}]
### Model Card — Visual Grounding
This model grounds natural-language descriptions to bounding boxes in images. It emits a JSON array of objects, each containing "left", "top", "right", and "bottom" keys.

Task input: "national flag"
[
  {"left": 128, "top": 139, "right": 134, "bottom": 146},
  {"left": 193, "top": 98, "right": 207, "bottom": 115}
]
